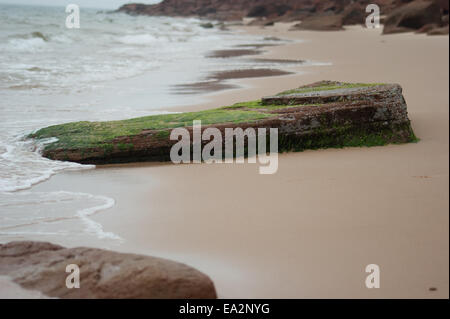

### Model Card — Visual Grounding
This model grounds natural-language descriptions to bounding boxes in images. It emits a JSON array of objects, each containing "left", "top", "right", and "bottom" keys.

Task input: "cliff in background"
[
  {"left": 118, "top": 0, "right": 396, "bottom": 21},
  {"left": 117, "top": 0, "right": 449, "bottom": 34}
]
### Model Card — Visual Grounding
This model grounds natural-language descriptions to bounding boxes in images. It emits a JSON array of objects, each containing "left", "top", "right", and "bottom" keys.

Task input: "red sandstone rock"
[
  {"left": 117, "top": 0, "right": 395, "bottom": 24},
  {"left": 383, "top": 0, "right": 444, "bottom": 34},
  {"left": 0, "top": 241, "right": 217, "bottom": 299},
  {"left": 116, "top": 0, "right": 448, "bottom": 34},
  {"left": 341, "top": 3, "right": 366, "bottom": 25},
  {"left": 291, "top": 14, "right": 344, "bottom": 31},
  {"left": 416, "top": 23, "right": 440, "bottom": 33},
  {"left": 427, "top": 24, "right": 450, "bottom": 34}
]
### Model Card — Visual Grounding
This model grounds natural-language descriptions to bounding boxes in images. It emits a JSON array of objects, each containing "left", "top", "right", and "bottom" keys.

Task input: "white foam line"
[
  {"left": 0, "top": 191, "right": 122, "bottom": 241},
  {"left": 0, "top": 137, "right": 95, "bottom": 193},
  {"left": 75, "top": 193, "right": 122, "bottom": 241}
]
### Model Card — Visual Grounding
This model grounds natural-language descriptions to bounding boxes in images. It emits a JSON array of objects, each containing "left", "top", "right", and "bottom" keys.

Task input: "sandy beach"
[{"left": 30, "top": 24, "right": 449, "bottom": 298}]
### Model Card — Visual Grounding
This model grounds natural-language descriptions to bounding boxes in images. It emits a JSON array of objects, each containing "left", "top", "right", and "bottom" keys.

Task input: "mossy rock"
[{"left": 29, "top": 81, "right": 418, "bottom": 164}]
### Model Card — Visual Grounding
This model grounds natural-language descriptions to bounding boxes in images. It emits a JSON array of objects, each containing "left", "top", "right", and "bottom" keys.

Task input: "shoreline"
[{"left": 16, "top": 24, "right": 450, "bottom": 298}]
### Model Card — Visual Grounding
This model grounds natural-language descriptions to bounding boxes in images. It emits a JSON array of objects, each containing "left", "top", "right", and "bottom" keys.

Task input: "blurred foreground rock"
[{"left": 0, "top": 241, "right": 217, "bottom": 299}]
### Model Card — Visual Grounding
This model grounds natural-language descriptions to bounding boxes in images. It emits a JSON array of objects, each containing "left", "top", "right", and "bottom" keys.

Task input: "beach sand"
[{"left": 31, "top": 25, "right": 449, "bottom": 298}]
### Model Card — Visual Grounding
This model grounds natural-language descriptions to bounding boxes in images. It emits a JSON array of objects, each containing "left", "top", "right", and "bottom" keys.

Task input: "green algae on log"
[{"left": 29, "top": 81, "right": 418, "bottom": 164}]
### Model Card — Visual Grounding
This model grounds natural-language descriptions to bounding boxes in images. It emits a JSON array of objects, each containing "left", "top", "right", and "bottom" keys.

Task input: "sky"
[{"left": 0, "top": 0, "right": 161, "bottom": 9}]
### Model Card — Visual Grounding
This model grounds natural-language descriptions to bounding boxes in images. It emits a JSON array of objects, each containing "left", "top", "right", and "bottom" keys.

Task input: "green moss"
[
  {"left": 117, "top": 143, "right": 134, "bottom": 151},
  {"left": 101, "top": 143, "right": 114, "bottom": 154},
  {"left": 155, "top": 130, "right": 171, "bottom": 139},
  {"left": 277, "top": 122, "right": 417, "bottom": 153},
  {"left": 407, "top": 130, "right": 420, "bottom": 144},
  {"left": 276, "top": 82, "right": 384, "bottom": 96},
  {"left": 223, "top": 99, "right": 321, "bottom": 110},
  {"left": 30, "top": 108, "right": 273, "bottom": 150},
  {"left": 222, "top": 100, "right": 263, "bottom": 109}
]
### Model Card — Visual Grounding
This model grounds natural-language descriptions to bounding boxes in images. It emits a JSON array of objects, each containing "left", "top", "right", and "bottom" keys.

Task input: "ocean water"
[{"left": 0, "top": 4, "right": 301, "bottom": 245}]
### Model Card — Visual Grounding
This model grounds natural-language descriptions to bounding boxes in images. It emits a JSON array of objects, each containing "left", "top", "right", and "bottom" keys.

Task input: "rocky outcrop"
[
  {"left": 30, "top": 81, "right": 417, "bottom": 165},
  {"left": 290, "top": 14, "right": 345, "bottom": 31},
  {"left": 383, "top": 0, "right": 449, "bottom": 34},
  {"left": 116, "top": 0, "right": 449, "bottom": 34},
  {"left": 117, "top": 0, "right": 395, "bottom": 24},
  {"left": 289, "top": 3, "right": 367, "bottom": 31},
  {"left": 427, "top": 24, "right": 450, "bottom": 34},
  {"left": 0, "top": 241, "right": 217, "bottom": 299}
]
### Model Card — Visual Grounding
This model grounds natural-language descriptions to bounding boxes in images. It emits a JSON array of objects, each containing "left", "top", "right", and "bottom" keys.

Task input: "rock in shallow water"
[
  {"left": 30, "top": 81, "right": 417, "bottom": 164},
  {"left": 0, "top": 241, "right": 217, "bottom": 299}
]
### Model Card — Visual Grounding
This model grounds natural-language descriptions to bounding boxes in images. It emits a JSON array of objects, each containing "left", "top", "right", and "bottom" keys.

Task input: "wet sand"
[
  {"left": 173, "top": 43, "right": 304, "bottom": 95},
  {"left": 210, "top": 68, "right": 292, "bottom": 80},
  {"left": 32, "top": 25, "right": 449, "bottom": 298},
  {"left": 173, "top": 68, "right": 292, "bottom": 94},
  {"left": 206, "top": 49, "right": 263, "bottom": 58},
  {"left": 250, "top": 58, "right": 305, "bottom": 64}
]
